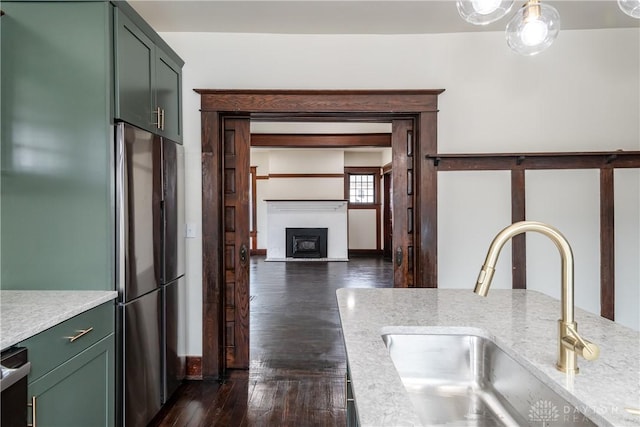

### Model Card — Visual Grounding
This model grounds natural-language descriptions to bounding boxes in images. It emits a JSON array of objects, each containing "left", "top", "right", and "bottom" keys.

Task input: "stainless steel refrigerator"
[{"left": 115, "top": 122, "right": 185, "bottom": 427}]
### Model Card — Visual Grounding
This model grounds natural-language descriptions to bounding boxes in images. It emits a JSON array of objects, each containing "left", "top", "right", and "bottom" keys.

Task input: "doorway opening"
[
  {"left": 197, "top": 89, "right": 444, "bottom": 379},
  {"left": 250, "top": 123, "right": 392, "bottom": 262}
]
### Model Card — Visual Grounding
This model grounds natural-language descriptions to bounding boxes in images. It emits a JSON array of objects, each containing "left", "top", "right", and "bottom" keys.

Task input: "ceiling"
[{"left": 129, "top": 1, "right": 639, "bottom": 35}]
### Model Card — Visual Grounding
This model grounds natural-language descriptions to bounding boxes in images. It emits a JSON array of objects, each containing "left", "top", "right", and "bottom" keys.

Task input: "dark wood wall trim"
[
  {"left": 600, "top": 169, "right": 615, "bottom": 321},
  {"left": 185, "top": 356, "right": 203, "bottom": 380},
  {"left": 349, "top": 249, "right": 384, "bottom": 256},
  {"left": 433, "top": 151, "right": 640, "bottom": 317},
  {"left": 429, "top": 151, "right": 640, "bottom": 170},
  {"left": 250, "top": 166, "right": 257, "bottom": 251},
  {"left": 347, "top": 204, "right": 380, "bottom": 210},
  {"left": 252, "top": 133, "right": 391, "bottom": 148},
  {"left": 268, "top": 173, "right": 344, "bottom": 179},
  {"left": 511, "top": 170, "right": 527, "bottom": 289}
]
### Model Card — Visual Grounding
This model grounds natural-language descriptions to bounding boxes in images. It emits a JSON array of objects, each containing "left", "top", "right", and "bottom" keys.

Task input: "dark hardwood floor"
[{"left": 150, "top": 256, "right": 393, "bottom": 426}]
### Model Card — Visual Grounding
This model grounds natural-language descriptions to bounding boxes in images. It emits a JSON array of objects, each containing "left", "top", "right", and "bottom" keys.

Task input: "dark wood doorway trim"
[
  {"left": 196, "top": 89, "right": 444, "bottom": 379},
  {"left": 251, "top": 133, "right": 391, "bottom": 148}
]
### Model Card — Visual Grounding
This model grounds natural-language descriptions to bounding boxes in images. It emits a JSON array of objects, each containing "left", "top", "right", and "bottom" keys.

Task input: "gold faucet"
[{"left": 474, "top": 221, "right": 599, "bottom": 374}]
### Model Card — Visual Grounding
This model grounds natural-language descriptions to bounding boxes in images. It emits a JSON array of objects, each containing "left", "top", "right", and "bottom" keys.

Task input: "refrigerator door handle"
[{"left": 115, "top": 123, "right": 126, "bottom": 297}]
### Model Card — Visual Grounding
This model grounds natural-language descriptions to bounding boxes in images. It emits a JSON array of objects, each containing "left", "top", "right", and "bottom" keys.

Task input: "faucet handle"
[
  {"left": 575, "top": 339, "right": 600, "bottom": 361},
  {"left": 564, "top": 324, "right": 600, "bottom": 361}
]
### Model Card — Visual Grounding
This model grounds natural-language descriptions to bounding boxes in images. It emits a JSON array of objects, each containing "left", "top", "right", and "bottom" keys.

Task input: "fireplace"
[
  {"left": 286, "top": 228, "right": 328, "bottom": 258},
  {"left": 265, "top": 200, "right": 347, "bottom": 262}
]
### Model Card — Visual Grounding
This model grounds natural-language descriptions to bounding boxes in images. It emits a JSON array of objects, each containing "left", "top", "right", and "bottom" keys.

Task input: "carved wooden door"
[
  {"left": 392, "top": 119, "right": 416, "bottom": 287},
  {"left": 383, "top": 171, "right": 393, "bottom": 260},
  {"left": 222, "top": 117, "right": 251, "bottom": 369}
]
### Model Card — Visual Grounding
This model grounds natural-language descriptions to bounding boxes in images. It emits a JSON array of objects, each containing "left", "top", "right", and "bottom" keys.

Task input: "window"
[
  {"left": 349, "top": 174, "right": 374, "bottom": 204},
  {"left": 344, "top": 167, "right": 380, "bottom": 207}
]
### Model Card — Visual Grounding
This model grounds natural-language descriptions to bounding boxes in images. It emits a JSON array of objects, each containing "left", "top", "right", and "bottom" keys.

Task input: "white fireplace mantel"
[{"left": 265, "top": 200, "right": 349, "bottom": 261}]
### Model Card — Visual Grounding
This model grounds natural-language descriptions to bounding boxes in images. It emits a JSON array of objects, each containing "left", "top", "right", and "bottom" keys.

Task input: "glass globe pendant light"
[
  {"left": 457, "top": 0, "right": 515, "bottom": 25},
  {"left": 618, "top": 0, "right": 640, "bottom": 18},
  {"left": 506, "top": 0, "right": 560, "bottom": 56}
]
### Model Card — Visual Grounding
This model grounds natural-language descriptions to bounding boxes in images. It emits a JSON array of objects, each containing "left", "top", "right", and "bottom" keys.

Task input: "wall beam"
[
  {"left": 511, "top": 169, "right": 527, "bottom": 289},
  {"left": 600, "top": 168, "right": 615, "bottom": 320}
]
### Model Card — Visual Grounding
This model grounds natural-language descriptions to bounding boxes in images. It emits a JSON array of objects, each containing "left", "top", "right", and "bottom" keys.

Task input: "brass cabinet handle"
[
  {"left": 67, "top": 327, "right": 93, "bottom": 343},
  {"left": 28, "top": 395, "right": 36, "bottom": 427},
  {"left": 153, "top": 107, "right": 162, "bottom": 129}
]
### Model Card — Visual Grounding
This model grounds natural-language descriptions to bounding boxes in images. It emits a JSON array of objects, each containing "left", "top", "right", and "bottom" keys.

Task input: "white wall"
[
  {"left": 344, "top": 151, "right": 385, "bottom": 167},
  {"left": 526, "top": 170, "right": 601, "bottom": 315},
  {"left": 348, "top": 210, "right": 378, "bottom": 249},
  {"left": 263, "top": 150, "right": 344, "bottom": 200},
  {"left": 251, "top": 149, "right": 384, "bottom": 251},
  {"left": 269, "top": 150, "right": 343, "bottom": 174},
  {"left": 438, "top": 171, "right": 512, "bottom": 289},
  {"left": 614, "top": 169, "right": 640, "bottom": 331},
  {"left": 381, "top": 149, "right": 392, "bottom": 166},
  {"left": 164, "top": 28, "right": 640, "bottom": 355}
]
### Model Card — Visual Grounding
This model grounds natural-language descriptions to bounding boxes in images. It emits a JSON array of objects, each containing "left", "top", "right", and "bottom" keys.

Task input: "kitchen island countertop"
[
  {"left": 337, "top": 288, "right": 640, "bottom": 427},
  {"left": 1, "top": 290, "right": 118, "bottom": 350}
]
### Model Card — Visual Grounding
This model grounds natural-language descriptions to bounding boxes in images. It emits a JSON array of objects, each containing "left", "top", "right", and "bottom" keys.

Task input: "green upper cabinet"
[
  {"left": 1, "top": 1, "right": 183, "bottom": 292},
  {"left": 114, "top": 6, "right": 183, "bottom": 143},
  {"left": 0, "top": 1, "right": 113, "bottom": 291},
  {"left": 114, "top": 9, "right": 155, "bottom": 132},
  {"left": 155, "top": 51, "right": 183, "bottom": 142}
]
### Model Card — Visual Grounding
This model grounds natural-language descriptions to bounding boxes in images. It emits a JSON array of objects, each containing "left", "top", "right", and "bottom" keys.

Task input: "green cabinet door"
[
  {"left": 28, "top": 335, "right": 115, "bottom": 427},
  {"left": 155, "top": 51, "right": 183, "bottom": 142},
  {"left": 0, "top": 1, "right": 113, "bottom": 291},
  {"left": 114, "top": 8, "right": 155, "bottom": 132},
  {"left": 114, "top": 5, "right": 183, "bottom": 143},
  {"left": 115, "top": 8, "right": 182, "bottom": 142}
]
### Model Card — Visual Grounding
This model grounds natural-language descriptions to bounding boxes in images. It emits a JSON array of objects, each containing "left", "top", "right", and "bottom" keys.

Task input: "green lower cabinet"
[
  {"left": 346, "top": 364, "right": 360, "bottom": 427},
  {"left": 28, "top": 334, "right": 114, "bottom": 427}
]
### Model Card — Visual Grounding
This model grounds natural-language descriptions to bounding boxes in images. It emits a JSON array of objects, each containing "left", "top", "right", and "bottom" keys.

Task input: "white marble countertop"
[
  {"left": 0, "top": 290, "right": 118, "bottom": 350},
  {"left": 337, "top": 289, "right": 640, "bottom": 427}
]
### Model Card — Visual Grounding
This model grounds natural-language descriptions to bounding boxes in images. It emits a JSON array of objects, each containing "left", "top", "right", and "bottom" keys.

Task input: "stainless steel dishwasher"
[{"left": 1, "top": 347, "right": 30, "bottom": 427}]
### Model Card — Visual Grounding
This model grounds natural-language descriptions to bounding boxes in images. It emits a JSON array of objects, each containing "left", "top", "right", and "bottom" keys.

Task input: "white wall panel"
[
  {"left": 344, "top": 151, "right": 385, "bottom": 167},
  {"left": 269, "top": 150, "right": 343, "bottom": 174},
  {"left": 438, "top": 171, "right": 511, "bottom": 289},
  {"left": 381, "top": 150, "right": 392, "bottom": 166},
  {"left": 526, "top": 170, "right": 600, "bottom": 316},
  {"left": 348, "top": 209, "right": 377, "bottom": 249},
  {"left": 256, "top": 179, "right": 269, "bottom": 249},
  {"left": 267, "top": 178, "right": 343, "bottom": 200},
  {"left": 183, "top": 148, "right": 203, "bottom": 354},
  {"left": 251, "top": 151, "right": 270, "bottom": 175},
  {"left": 614, "top": 169, "right": 640, "bottom": 331}
]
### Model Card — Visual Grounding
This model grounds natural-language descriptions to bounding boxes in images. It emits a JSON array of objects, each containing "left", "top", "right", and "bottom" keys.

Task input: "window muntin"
[{"left": 349, "top": 174, "right": 375, "bottom": 204}]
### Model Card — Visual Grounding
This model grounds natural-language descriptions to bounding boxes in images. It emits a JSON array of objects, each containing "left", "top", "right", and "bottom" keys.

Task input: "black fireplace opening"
[{"left": 286, "top": 228, "right": 328, "bottom": 258}]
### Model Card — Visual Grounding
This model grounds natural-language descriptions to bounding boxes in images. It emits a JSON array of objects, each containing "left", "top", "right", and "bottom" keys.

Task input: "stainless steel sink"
[{"left": 382, "top": 333, "right": 597, "bottom": 427}]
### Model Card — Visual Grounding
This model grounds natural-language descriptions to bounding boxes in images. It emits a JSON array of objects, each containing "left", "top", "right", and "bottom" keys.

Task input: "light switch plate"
[{"left": 185, "top": 223, "right": 197, "bottom": 238}]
